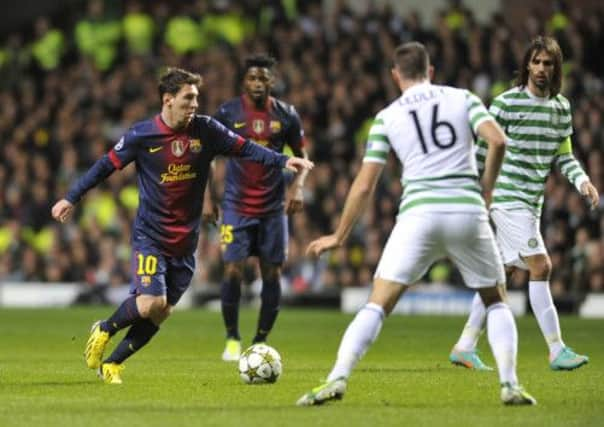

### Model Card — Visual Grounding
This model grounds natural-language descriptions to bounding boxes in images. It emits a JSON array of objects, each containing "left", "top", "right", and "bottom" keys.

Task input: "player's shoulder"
[
  {"left": 215, "top": 98, "right": 241, "bottom": 117},
  {"left": 553, "top": 93, "right": 571, "bottom": 110},
  {"left": 194, "top": 114, "right": 219, "bottom": 128},
  {"left": 375, "top": 101, "right": 397, "bottom": 123},
  {"left": 217, "top": 97, "right": 241, "bottom": 112},
  {"left": 270, "top": 97, "right": 299, "bottom": 118},
  {"left": 496, "top": 86, "right": 525, "bottom": 102},
  {"left": 124, "top": 116, "right": 157, "bottom": 140}
]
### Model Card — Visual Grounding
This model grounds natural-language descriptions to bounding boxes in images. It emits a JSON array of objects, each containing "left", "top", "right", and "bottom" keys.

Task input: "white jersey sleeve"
[{"left": 363, "top": 115, "right": 391, "bottom": 164}]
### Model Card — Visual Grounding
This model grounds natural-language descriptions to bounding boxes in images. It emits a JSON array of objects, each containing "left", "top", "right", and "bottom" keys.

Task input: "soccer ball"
[{"left": 238, "top": 343, "right": 282, "bottom": 384}]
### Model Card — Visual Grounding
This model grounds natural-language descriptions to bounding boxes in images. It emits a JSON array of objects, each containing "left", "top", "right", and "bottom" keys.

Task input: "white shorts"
[
  {"left": 490, "top": 208, "right": 547, "bottom": 270},
  {"left": 374, "top": 212, "right": 505, "bottom": 288}
]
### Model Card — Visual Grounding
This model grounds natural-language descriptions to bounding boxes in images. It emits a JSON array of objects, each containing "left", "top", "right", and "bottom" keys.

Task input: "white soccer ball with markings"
[{"left": 238, "top": 343, "right": 282, "bottom": 384}]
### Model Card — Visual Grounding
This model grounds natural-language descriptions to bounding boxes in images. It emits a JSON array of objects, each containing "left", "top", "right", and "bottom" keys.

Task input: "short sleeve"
[{"left": 363, "top": 113, "right": 391, "bottom": 164}]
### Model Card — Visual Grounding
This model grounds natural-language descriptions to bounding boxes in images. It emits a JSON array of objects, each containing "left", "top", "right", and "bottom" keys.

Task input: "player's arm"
[
  {"left": 466, "top": 91, "right": 506, "bottom": 206},
  {"left": 474, "top": 96, "right": 507, "bottom": 178},
  {"left": 475, "top": 120, "right": 506, "bottom": 206},
  {"left": 285, "top": 108, "right": 310, "bottom": 214},
  {"left": 306, "top": 162, "right": 384, "bottom": 257},
  {"left": 555, "top": 136, "right": 599, "bottom": 209},
  {"left": 205, "top": 116, "right": 313, "bottom": 173},
  {"left": 307, "top": 113, "right": 387, "bottom": 256},
  {"left": 202, "top": 161, "right": 219, "bottom": 226},
  {"left": 51, "top": 155, "right": 116, "bottom": 223},
  {"left": 52, "top": 132, "right": 137, "bottom": 223},
  {"left": 285, "top": 146, "right": 309, "bottom": 214}
]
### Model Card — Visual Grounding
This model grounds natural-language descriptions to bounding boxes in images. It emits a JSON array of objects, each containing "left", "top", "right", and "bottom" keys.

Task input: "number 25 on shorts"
[{"left": 220, "top": 224, "right": 234, "bottom": 245}]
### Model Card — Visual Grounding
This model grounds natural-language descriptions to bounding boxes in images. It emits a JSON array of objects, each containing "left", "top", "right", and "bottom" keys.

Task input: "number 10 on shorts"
[{"left": 136, "top": 254, "right": 158, "bottom": 275}]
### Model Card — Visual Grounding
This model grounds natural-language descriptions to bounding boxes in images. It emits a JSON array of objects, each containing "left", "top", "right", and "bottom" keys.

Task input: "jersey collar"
[{"left": 242, "top": 94, "right": 272, "bottom": 112}]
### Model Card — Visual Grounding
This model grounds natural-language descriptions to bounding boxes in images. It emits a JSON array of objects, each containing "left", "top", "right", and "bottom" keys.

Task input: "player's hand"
[
  {"left": 286, "top": 186, "right": 304, "bottom": 214},
  {"left": 285, "top": 157, "right": 314, "bottom": 173},
  {"left": 51, "top": 199, "right": 74, "bottom": 223},
  {"left": 580, "top": 181, "right": 599, "bottom": 210},
  {"left": 306, "top": 234, "right": 341, "bottom": 257}
]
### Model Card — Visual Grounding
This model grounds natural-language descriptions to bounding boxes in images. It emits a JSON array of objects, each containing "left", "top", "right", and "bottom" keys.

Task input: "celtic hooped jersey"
[{"left": 363, "top": 82, "right": 493, "bottom": 215}]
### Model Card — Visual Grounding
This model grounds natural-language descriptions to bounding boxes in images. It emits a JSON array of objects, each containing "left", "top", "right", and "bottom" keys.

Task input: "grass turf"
[{"left": 0, "top": 307, "right": 602, "bottom": 427}]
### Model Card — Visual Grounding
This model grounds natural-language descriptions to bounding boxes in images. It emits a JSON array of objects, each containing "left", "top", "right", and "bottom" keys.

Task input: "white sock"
[
  {"left": 529, "top": 280, "right": 565, "bottom": 357},
  {"left": 327, "top": 302, "right": 385, "bottom": 382},
  {"left": 486, "top": 302, "right": 518, "bottom": 385},
  {"left": 454, "top": 292, "right": 486, "bottom": 351}
]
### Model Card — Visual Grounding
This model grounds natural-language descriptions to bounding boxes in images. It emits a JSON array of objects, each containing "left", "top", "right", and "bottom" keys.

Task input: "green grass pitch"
[{"left": 0, "top": 307, "right": 602, "bottom": 426}]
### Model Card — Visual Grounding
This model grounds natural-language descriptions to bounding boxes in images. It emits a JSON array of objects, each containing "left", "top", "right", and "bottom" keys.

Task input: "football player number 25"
[{"left": 136, "top": 254, "right": 158, "bottom": 275}]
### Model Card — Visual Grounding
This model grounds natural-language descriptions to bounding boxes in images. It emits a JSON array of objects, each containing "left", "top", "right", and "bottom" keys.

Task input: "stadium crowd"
[{"left": 0, "top": 0, "right": 602, "bottom": 304}]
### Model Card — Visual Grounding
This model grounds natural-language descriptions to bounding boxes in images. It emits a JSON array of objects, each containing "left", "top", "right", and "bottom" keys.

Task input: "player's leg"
[
  {"left": 296, "top": 277, "right": 408, "bottom": 406},
  {"left": 97, "top": 295, "right": 167, "bottom": 384},
  {"left": 220, "top": 211, "right": 254, "bottom": 361},
  {"left": 448, "top": 213, "right": 535, "bottom": 405},
  {"left": 450, "top": 208, "right": 531, "bottom": 370},
  {"left": 449, "top": 265, "right": 515, "bottom": 371},
  {"left": 478, "top": 286, "right": 536, "bottom": 405},
  {"left": 254, "top": 261, "right": 282, "bottom": 344},
  {"left": 101, "top": 253, "right": 194, "bottom": 381},
  {"left": 253, "top": 214, "right": 288, "bottom": 344},
  {"left": 524, "top": 254, "right": 588, "bottom": 370},
  {"left": 84, "top": 248, "right": 164, "bottom": 370},
  {"left": 449, "top": 291, "right": 491, "bottom": 370},
  {"left": 221, "top": 262, "right": 245, "bottom": 341},
  {"left": 297, "top": 212, "right": 437, "bottom": 406}
]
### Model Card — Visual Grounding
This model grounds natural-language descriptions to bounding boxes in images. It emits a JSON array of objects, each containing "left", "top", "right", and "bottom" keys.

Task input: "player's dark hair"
[
  {"left": 158, "top": 67, "right": 202, "bottom": 102},
  {"left": 393, "top": 42, "right": 430, "bottom": 80},
  {"left": 244, "top": 54, "right": 276, "bottom": 72},
  {"left": 516, "top": 36, "right": 563, "bottom": 97}
]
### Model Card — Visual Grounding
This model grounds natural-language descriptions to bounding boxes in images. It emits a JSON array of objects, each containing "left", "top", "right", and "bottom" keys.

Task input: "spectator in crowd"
[{"left": 0, "top": 0, "right": 602, "bottom": 307}]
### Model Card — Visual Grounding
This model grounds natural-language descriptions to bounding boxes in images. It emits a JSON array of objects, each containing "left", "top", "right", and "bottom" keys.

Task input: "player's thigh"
[
  {"left": 165, "top": 253, "right": 195, "bottom": 306},
  {"left": 221, "top": 210, "right": 256, "bottom": 262},
  {"left": 374, "top": 212, "right": 443, "bottom": 284},
  {"left": 445, "top": 213, "right": 505, "bottom": 288},
  {"left": 258, "top": 214, "right": 288, "bottom": 265},
  {"left": 490, "top": 208, "right": 547, "bottom": 270},
  {"left": 130, "top": 246, "right": 167, "bottom": 298}
]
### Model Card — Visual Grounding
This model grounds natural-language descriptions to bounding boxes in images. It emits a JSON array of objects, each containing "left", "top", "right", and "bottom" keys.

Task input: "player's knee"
[
  {"left": 137, "top": 295, "right": 168, "bottom": 318},
  {"left": 369, "top": 278, "right": 407, "bottom": 315},
  {"left": 262, "top": 270, "right": 280, "bottom": 285},
  {"left": 224, "top": 263, "right": 244, "bottom": 283},
  {"left": 478, "top": 285, "right": 505, "bottom": 307},
  {"left": 529, "top": 257, "right": 552, "bottom": 279},
  {"left": 260, "top": 262, "right": 281, "bottom": 284},
  {"left": 150, "top": 304, "right": 173, "bottom": 325}
]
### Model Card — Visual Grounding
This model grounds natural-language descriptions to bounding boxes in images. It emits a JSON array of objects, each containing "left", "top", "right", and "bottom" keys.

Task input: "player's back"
[{"left": 368, "top": 82, "right": 490, "bottom": 215}]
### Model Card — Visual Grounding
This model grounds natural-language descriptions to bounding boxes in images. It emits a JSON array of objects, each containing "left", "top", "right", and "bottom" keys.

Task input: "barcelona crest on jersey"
[{"left": 190, "top": 139, "right": 202, "bottom": 153}]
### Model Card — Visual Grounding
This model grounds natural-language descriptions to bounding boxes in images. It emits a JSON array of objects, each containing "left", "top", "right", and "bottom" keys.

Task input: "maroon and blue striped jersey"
[
  {"left": 66, "top": 114, "right": 288, "bottom": 257},
  {"left": 214, "top": 95, "right": 306, "bottom": 217}
]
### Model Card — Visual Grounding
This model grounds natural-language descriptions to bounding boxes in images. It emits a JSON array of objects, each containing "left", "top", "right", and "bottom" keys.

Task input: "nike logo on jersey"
[
  {"left": 234, "top": 122, "right": 246, "bottom": 129},
  {"left": 149, "top": 146, "right": 163, "bottom": 153}
]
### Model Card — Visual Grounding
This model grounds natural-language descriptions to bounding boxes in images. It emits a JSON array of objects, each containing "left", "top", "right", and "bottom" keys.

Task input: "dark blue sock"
[
  {"left": 221, "top": 277, "right": 241, "bottom": 340},
  {"left": 253, "top": 279, "right": 281, "bottom": 343},
  {"left": 101, "top": 296, "right": 141, "bottom": 336},
  {"left": 104, "top": 319, "right": 159, "bottom": 364}
]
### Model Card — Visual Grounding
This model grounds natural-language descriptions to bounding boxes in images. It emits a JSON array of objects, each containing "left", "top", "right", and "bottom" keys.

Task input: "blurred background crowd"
[{"left": 0, "top": 0, "right": 602, "bottom": 306}]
